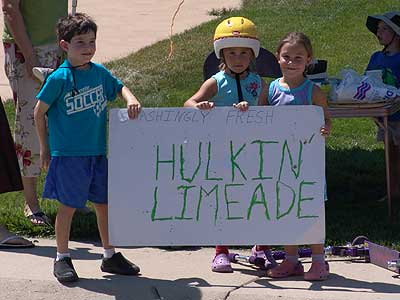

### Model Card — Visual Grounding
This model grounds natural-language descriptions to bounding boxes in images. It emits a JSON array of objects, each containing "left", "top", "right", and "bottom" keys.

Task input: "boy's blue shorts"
[{"left": 43, "top": 156, "right": 108, "bottom": 209}]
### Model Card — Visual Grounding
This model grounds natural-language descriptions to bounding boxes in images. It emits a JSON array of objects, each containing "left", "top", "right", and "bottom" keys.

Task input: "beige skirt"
[{"left": 3, "top": 42, "right": 62, "bottom": 177}]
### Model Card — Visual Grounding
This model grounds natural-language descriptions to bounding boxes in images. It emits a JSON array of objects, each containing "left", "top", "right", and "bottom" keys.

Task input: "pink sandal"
[
  {"left": 267, "top": 259, "right": 304, "bottom": 278},
  {"left": 212, "top": 253, "right": 233, "bottom": 273},
  {"left": 304, "top": 261, "right": 329, "bottom": 281}
]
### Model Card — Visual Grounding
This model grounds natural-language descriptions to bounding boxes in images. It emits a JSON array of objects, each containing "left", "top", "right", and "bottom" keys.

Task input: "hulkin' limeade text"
[{"left": 151, "top": 138, "right": 319, "bottom": 225}]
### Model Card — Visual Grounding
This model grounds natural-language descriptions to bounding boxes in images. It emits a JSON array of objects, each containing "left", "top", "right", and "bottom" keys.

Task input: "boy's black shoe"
[
  {"left": 101, "top": 252, "right": 140, "bottom": 275},
  {"left": 53, "top": 257, "right": 79, "bottom": 282}
]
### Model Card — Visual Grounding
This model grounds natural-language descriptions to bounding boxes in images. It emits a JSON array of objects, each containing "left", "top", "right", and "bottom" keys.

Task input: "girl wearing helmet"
[
  {"left": 184, "top": 16, "right": 267, "bottom": 111},
  {"left": 184, "top": 17, "right": 277, "bottom": 273}
]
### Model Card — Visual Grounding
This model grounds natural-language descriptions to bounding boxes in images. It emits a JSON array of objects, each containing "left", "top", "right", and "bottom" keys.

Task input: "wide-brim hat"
[{"left": 366, "top": 11, "right": 400, "bottom": 36}]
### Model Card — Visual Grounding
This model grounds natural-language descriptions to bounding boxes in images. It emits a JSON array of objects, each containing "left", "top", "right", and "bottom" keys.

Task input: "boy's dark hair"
[{"left": 56, "top": 13, "right": 97, "bottom": 42}]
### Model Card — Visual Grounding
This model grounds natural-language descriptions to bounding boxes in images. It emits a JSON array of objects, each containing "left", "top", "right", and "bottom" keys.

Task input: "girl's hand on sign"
[
  {"left": 320, "top": 121, "right": 331, "bottom": 137},
  {"left": 196, "top": 101, "right": 215, "bottom": 110},
  {"left": 234, "top": 101, "right": 249, "bottom": 112}
]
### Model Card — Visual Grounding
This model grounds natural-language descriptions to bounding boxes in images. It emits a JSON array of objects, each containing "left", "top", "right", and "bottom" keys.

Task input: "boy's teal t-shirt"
[{"left": 36, "top": 60, "right": 123, "bottom": 156}]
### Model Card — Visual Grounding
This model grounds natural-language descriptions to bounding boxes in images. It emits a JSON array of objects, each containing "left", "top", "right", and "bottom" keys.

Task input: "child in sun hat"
[
  {"left": 365, "top": 12, "right": 400, "bottom": 201},
  {"left": 366, "top": 11, "right": 400, "bottom": 86}
]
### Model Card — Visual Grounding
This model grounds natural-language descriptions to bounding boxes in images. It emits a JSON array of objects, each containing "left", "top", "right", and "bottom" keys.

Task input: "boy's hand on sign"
[
  {"left": 121, "top": 86, "right": 141, "bottom": 119},
  {"left": 127, "top": 102, "right": 141, "bottom": 119}
]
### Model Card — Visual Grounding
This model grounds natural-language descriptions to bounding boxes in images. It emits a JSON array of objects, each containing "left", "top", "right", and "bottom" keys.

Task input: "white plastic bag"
[{"left": 331, "top": 68, "right": 400, "bottom": 102}]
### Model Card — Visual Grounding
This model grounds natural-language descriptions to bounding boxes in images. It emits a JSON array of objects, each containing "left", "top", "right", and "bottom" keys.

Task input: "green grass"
[{"left": 1, "top": 0, "right": 400, "bottom": 248}]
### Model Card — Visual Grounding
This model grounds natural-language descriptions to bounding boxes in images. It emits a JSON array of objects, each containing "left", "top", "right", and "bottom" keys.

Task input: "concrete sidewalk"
[
  {"left": 0, "top": 0, "right": 240, "bottom": 101},
  {"left": 1, "top": 239, "right": 400, "bottom": 300}
]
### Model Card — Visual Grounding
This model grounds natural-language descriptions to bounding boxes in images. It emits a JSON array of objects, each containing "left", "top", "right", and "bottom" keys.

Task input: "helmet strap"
[
  {"left": 234, "top": 72, "right": 244, "bottom": 102},
  {"left": 222, "top": 53, "right": 246, "bottom": 102}
]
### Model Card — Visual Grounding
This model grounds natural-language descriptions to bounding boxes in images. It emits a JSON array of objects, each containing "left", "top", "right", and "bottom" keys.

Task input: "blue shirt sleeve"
[
  {"left": 36, "top": 73, "right": 64, "bottom": 106},
  {"left": 98, "top": 64, "right": 124, "bottom": 102}
]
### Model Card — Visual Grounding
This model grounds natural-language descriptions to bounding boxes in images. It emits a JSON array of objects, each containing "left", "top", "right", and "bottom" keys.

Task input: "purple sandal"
[
  {"left": 212, "top": 253, "right": 233, "bottom": 273},
  {"left": 251, "top": 245, "right": 278, "bottom": 270}
]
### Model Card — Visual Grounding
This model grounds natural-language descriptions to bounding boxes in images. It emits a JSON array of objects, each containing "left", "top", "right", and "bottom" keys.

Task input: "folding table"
[{"left": 328, "top": 101, "right": 400, "bottom": 219}]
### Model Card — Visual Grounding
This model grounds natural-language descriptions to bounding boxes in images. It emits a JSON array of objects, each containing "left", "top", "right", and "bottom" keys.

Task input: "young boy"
[
  {"left": 34, "top": 13, "right": 141, "bottom": 283},
  {"left": 366, "top": 11, "right": 400, "bottom": 84},
  {"left": 366, "top": 12, "right": 400, "bottom": 200}
]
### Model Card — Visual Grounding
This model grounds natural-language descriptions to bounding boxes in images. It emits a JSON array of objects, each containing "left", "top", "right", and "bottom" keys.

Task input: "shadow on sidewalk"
[
  {"left": 60, "top": 275, "right": 211, "bottom": 300},
  {"left": 0, "top": 243, "right": 101, "bottom": 260},
  {"left": 0, "top": 240, "right": 202, "bottom": 260},
  {"left": 249, "top": 270, "right": 400, "bottom": 294}
]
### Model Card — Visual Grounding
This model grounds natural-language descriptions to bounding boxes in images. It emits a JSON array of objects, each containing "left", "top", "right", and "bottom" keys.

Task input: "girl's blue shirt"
[
  {"left": 268, "top": 77, "right": 313, "bottom": 106},
  {"left": 211, "top": 70, "right": 263, "bottom": 106}
]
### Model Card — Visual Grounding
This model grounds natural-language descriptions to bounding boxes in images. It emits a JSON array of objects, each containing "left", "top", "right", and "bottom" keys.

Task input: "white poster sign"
[{"left": 108, "top": 106, "right": 325, "bottom": 246}]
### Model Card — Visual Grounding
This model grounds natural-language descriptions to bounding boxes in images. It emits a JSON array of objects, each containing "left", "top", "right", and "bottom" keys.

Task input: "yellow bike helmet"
[{"left": 213, "top": 17, "right": 260, "bottom": 59}]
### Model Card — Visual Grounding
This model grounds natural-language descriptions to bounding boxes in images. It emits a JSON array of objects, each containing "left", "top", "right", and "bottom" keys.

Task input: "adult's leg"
[
  {"left": 22, "top": 177, "right": 40, "bottom": 212},
  {"left": 4, "top": 43, "right": 62, "bottom": 225},
  {"left": 5, "top": 42, "right": 42, "bottom": 221},
  {"left": 22, "top": 176, "right": 50, "bottom": 225}
]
